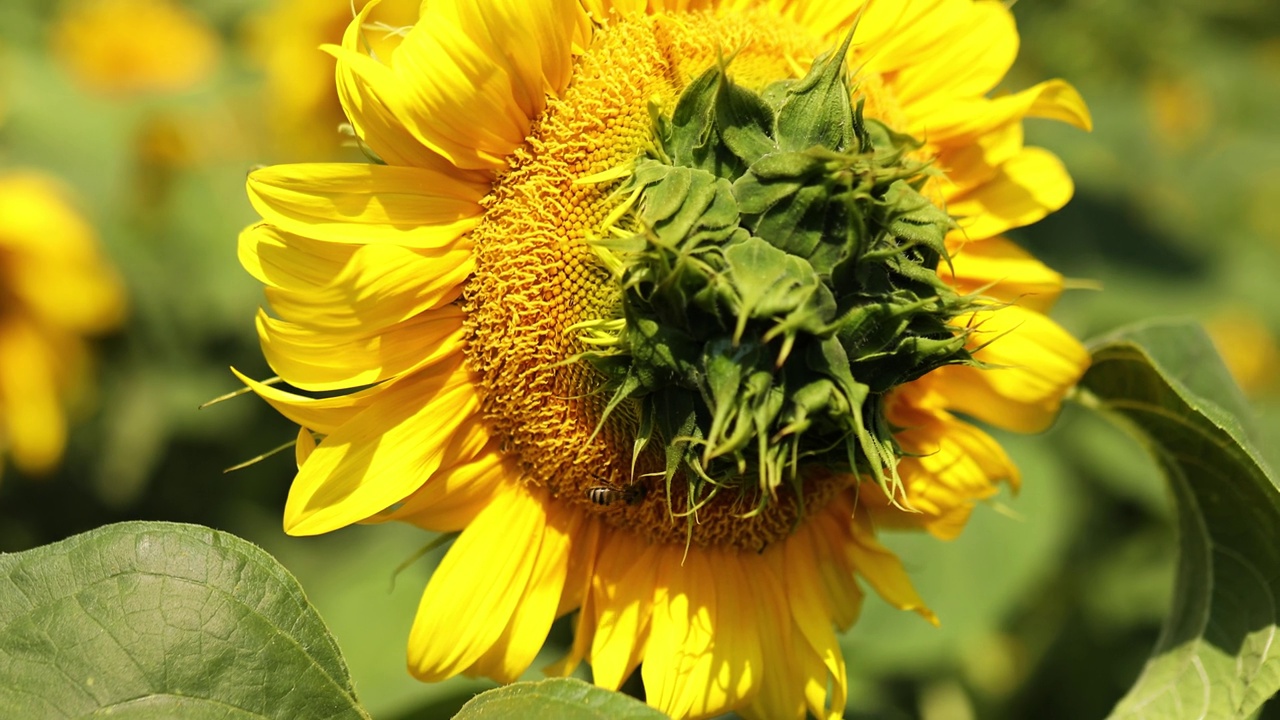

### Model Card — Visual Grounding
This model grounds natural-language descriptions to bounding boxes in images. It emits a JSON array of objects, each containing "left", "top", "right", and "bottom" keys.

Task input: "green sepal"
[
  {"left": 774, "top": 29, "right": 856, "bottom": 152},
  {"left": 714, "top": 66, "right": 777, "bottom": 167}
]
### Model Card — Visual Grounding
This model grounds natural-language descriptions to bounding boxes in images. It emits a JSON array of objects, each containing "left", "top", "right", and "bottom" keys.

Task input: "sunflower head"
[
  {"left": 0, "top": 173, "right": 124, "bottom": 475},
  {"left": 52, "top": 0, "right": 220, "bottom": 96},
  {"left": 240, "top": 0, "right": 1092, "bottom": 717}
]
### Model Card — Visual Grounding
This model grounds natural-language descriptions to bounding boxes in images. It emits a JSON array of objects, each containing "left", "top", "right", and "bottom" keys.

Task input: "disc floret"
[{"left": 584, "top": 39, "right": 986, "bottom": 518}]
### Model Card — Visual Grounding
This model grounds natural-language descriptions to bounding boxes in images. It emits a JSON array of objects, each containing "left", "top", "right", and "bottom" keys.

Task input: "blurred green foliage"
[{"left": 0, "top": 0, "right": 1277, "bottom": 718}]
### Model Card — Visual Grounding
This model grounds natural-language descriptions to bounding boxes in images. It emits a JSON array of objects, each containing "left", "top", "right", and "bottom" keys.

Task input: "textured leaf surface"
[
  {"left": 1080, "top": 320, "right": 1280, "bottom": 719},
  {"left": 453, "top": 678, "right": 668, "bottom": 720},
  {"left": 0, "top": 521, "right": 368, "bottom": 719}
]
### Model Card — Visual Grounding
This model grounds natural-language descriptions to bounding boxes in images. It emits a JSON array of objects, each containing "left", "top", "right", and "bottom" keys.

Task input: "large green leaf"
[
  {"left": 1079, "top": 319, "right": 1280, "bottom": 718},
  {"left": 0, "top": 521, "right": 369, "bottom": 719},
  {"left": 453, "top": 678, "right": 669, "bottom": 720}
]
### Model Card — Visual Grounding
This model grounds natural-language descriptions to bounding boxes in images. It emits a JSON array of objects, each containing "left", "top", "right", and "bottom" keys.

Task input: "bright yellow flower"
[
  {"left": 1206, "top": 310, "right": 1279, "bottom": 398},
  {"left": 52, "top": 0, "right": 219, "bottom": 96},
  {"left": 246, "top": 0, "right": 419, "bottom": 160},
  {"left": 0, "top": 173, "right": 124, "bottom": 476},
  {"left": 239, "top": 0, "right": 1091, "bottom": 717}
]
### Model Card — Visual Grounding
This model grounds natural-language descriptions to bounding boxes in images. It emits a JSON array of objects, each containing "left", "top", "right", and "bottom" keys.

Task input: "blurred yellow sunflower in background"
[
  {"left": 51, "top": 0, "right": 219, "bottom": 96},
  {"left": 0, "top": 173, "right": 124, "bottom": 477},
  {"left": 239, "top": 0, "right": 1091, "bottom": 717}
]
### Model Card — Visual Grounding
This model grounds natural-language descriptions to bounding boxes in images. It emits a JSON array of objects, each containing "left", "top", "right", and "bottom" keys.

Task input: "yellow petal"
[
  {"left": 1026, "top": 78, "right": 1094, "bottom": 132},
  {"left": 846, "top": 513, "right": 935, "bottom": 623},
  {"left": 258, "top": 304, "right": 466, "bottom": 391},
  {"left": 916, "top": 78, "right": 1091, "bottom": 143},
  {"left": 947, "top": 147, "right": 1074, "bottom": 240},
  {"left": 238, "top": 223, "right": 357, "bottom": 292},
  {"left": 642, "top": 549, "right": 760, "bottom": 719},
  {"left": 294, "top": 426, "right": 316, "bottom": 469},
  {"left": 467, "top": 488, "right": 578, "bottom": 683},
  {"left": 931, "top": 305, "right": 1089, "bottom": 433},
  {"left": 246, "top": 163, "right": 485, "bottom": 247},
  {"left": 933, "top": 122, "right": 1023, "bottom": 198},
  {"left": 707, "top": 554, "right": 763, "bottom": 712},
  {"left": 804, "top": 499, "right": 866, "bottom": 630},
  {"left": 282, "top": 358, "right": 480, "bottom": 535},
  {"left": 407, "top": 482, "right": 549, "bottom": 680},
  {"left": 372, "top": 437, "right": 510, "bottom": 532},
  {"left": 738, "top": 553, "right": 806, "bottom": 720},
  {"left": 589, "top": 535, "right": 660, "bottom": 690},
  {"left": 771, "top": 0, "right": 864, "bottom": 41},
  {"left": 643, "top": 549, "right": 720, "bottom": 719},
  {"left": 890, "top": 404, "right": 1019, "bottom": 539},
  {"left": 376, "top": 6, "right": 531, "bottom": 172},
  {"left": 328, "top": 0, "right": 472, "bottom": 173},
  {"left": 781, "top": 541, "right": 848, "bottom": 720},
  {"left": 231, "top": 367, "right": 385, "bottom": 435},
  {"left": 263, "top": 244, "right": 472, "bottom": 333},
  {"left": 432, "top": 0, "right": 584, "bottom": 116},
  {"left": 941, "top": 236, "right": 1065, "bottom": 313},
  {"left": 855, "top": 0, "right": 969, "bottom": 76},
  {"left": 544, "top": 517, "right": 604, "bottom": 677},
  {"left": 891, "top": 1, "right": 1017, "bottom": 108}
]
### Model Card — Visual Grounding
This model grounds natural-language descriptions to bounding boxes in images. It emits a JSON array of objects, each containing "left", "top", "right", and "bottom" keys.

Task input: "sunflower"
[
  {"left": 238, "top": 0, "right": 1091, "bottom": 717},
  {"left": 0, "top": 173, "right": 124, "bottom": 476},
  {"left": 52, "top": 0, "right": 219, "bottom": 96}
]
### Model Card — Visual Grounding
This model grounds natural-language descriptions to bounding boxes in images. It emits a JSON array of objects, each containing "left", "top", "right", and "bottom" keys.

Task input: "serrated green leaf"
[
  {"left": 452, "top": 678, "right": 668, "bottom": 720},
  {"left": 1079, "top": 320, "right": 1280, "bottom": 719},
  {"left": 0, "top": 521, "right": 369, "bottom": 720}
]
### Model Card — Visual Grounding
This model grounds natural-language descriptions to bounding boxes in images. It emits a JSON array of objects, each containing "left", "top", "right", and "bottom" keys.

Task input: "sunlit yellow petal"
[
  {"left": 295, "top": 426, "right": 316, "bottom": 468},
  {"left": 239, "top": 223, "right": 357, "bottom": 292},
  {"left": 343, "top": 2, "right": 545, "bottom": 172},
  {"left": 263, "top": 247, "right": 471, "bottom": 335},
  {"left": 433, "top": 0, "right": 585, "bottom": 116},
  {"left": 891, "top": 1, "right": 1017, "bottom": 108},
  {"left": 589, "top": 537, "right": 660, "bottom": 690},
  {"left": 258, "top": 304, "right": 466, "bottom": 391},
  {"left": 739, "top": 556, "right": 806, "bottom": 720},
  {"left": 781, "top": 543, "right": 848, "bottom": 720},
  {"left": 804, "top": 500, "right": 866, "bottom": 630},
  {"left": 467, "top": 488, "right": 578, "bottom": 683},
  {"left": 373, "top": 438, "right": 510, "bottom": 531},
  {"left": 916, "top": 78, "right": 1091, "bottom": 142},
  {"left": 948, "top": 147, "right": 1075, "bottom": 240},
  {"left": 408, "top": 482, "right": 548, "bottom": 680},
  {"left": 246, "top": 163, "right": 486, "bottom": 247},
  {"left": 932, "top": 305, "right": 1089, "bottom": 432},
  {"left": 232, "top": 367, "right": 383, "bottom": 435},
  {"left": 942, "top": 236, "right": 1065, "bottom": 313},
  {"left": 283, "top": 359, "right": 478, "bottom": 535},
  {"left": 855, "top": 0, "right": 969, "bottom": 75}
]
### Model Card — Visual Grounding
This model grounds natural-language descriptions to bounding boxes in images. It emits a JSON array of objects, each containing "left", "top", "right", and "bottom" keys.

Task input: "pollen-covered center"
[{"left": 463, "top": 11, "right": 969, "bottom": 550}]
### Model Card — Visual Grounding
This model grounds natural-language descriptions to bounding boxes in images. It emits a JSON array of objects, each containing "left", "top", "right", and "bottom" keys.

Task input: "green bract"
[{"left": 583, "top": 40, "right": 983, "bottom": 514}]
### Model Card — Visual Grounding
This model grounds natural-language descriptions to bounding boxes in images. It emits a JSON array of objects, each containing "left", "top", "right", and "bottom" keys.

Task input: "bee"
[{"left": 586, "top": 483, "right": 647, "bottom": 507}]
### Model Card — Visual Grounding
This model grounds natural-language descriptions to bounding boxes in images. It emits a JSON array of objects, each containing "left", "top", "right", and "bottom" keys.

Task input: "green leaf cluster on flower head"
[{"left": 583, "top": 36, "right": 985, "bottom": 517}]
